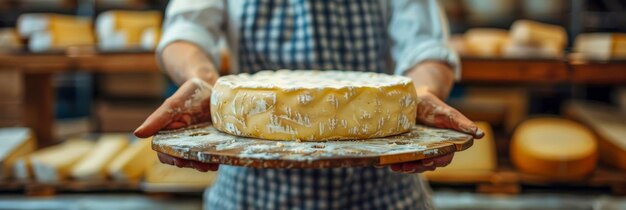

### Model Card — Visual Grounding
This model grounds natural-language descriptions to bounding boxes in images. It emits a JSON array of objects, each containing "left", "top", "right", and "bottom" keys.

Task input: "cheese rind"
[
  {"left": 511, "top": 118, "right": 597, "bottom": 180},
  {"left": 107, "top": 137, "right": 154, "bottom": 181},
  {"left": 71, "top": 134, "right": 129, "bottom": 181},
  {"left": 211, "top": 70, "right": 417, "bottom": 141}
]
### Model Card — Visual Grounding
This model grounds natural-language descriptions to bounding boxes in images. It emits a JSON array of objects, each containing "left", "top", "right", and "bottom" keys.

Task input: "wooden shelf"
[
  {"left": 460, "top": 57, "right": 569, "bottom": 84},
  {"left": 570, "top": 60, "right": 626, "bottom": 85}
]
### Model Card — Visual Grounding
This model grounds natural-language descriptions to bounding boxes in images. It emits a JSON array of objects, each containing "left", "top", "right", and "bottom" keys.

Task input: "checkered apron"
[{"left": 206, "top": 0, "right": 433, "bottom": 209}]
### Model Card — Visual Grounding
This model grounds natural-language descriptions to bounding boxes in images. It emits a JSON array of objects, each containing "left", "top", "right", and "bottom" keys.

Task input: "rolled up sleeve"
[
  {"left": 388, "top": 0, "right": 460, "bottom": 79},
  {"left": 157, "top": 0, "right": 226, "bottom": 68}
]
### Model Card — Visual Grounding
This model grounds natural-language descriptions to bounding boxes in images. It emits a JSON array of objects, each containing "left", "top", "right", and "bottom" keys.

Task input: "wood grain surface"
[{"left": 152, "top": 123, "right": 473, "bottom": 169}]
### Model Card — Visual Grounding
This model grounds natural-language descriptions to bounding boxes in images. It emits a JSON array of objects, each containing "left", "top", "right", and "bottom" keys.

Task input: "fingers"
[
  {"left": 415, "top": 92, "right": 484, "bottom": 139},
  {"left": 389, "top": 153, "right": 454, "bottom": 174},
  {"left": 134, "top": 79, "right": 213, "bottom": 138},
  {"left": 157, "top": 152, "right": 219, "bottom": 172}
]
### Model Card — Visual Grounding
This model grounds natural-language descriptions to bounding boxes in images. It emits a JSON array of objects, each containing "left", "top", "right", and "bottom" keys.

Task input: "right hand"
[{"left": 134, "top": 78, "right": 219, "bottom": 172}]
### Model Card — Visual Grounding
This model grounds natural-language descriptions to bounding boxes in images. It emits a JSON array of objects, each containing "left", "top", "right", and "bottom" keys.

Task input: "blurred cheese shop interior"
[{"left": 0, "top": 0, "right": 626, "bottom": 209}]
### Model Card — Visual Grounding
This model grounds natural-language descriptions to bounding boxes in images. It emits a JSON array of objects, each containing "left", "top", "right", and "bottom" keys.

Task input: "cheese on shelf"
[
  {"left": 31, "top": 139, "right": 94, "bottom": 183},
  {"left": 211, "top": 70, "right": 417, "bottom": 141},
  {"left": 107, "top": 137, "right": 154, "bottom": 181},
  {"left": 18, "top": 13, "right": 95, "bottom": 52},
  {"left": 425, "top": 122, "right": 497, "bottom": 181},
  {"left": 510, "top": 20, "right": 567, "bottom": 47},
  {"left": 502, "top": 40, "right": 562, "bottom": 58},
  {"left": 574, "top": 33, "right": 626, "bottom": 60},
  {"left": 0, "top": 28, "right": 22, "bottom": 49},
  {"left": 96, "top": 10, "right": 162, "bottom": 50},
  {"left": 0, "top": 128, "right": 36, "bottom": 179},
  {"left": 511, "top": 118, "right": 597, "bottom": 180},
  {"left": 463, "top": 28, "right": 509, "bottom": 57},
  {"left": 565, "top": 101, "right": 626, "bottom": 170},
  {"left": 12, "top": 157, "right": 31, "bottom": 181},
  {"left": 71, "top": 134, "right": 129, "bottom": 181}
]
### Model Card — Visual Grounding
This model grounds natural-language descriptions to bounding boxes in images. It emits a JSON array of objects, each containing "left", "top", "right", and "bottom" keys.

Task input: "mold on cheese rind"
[{"left": 210, "top": 70, "right": 417, "bottom": 141}]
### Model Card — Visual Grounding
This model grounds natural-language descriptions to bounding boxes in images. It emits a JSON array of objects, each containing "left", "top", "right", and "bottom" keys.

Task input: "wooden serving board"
[{"left": 152, "top": 123, "right": 473, "bottom": 169}]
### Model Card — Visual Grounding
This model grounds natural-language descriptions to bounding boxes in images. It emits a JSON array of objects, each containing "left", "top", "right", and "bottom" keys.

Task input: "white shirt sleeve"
[
  {"left": 388, "top": 0, "right": 461, "bottom": 79},
  {"left": 157, "top": 0, "right": 226, "bottom": 69}
]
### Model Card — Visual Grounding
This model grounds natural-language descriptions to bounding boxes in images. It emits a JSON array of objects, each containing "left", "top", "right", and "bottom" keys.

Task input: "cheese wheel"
[
  {"left": 464, "top": 28, "right": 509, "bottom": 57},
  {"left": 18, "top": 14, "right": 95, "bottom": 51},
  {"left": 511, "top": 118, "right": 598, "bottom": 180},
  {"left": 211, "top": 70, "right": 417, "bottom": 141},
  {"left": 96, "top": 10, "right": 162, "bottom": 50}
]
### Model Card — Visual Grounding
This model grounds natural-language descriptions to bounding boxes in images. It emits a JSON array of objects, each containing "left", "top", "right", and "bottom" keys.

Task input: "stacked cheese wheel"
[
  {"left": 511, "top": 118, "right": 598, "bottom": 180},
  {"left": 210, "top": 70, "right": 418, "bottom": 141}
]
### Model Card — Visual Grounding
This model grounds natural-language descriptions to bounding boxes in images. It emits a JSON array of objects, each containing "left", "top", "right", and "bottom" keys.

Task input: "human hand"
[
  {"left": 134, "top": 78, "right": 219, "bottom": 172},
  {"left": 390, "top": 87, "right": 484, "bottom": 174}
]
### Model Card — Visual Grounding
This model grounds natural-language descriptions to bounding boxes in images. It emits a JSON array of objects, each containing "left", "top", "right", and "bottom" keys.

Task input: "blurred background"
[{"left": 0, "top": 0, "right": 625, "bottom": 209}]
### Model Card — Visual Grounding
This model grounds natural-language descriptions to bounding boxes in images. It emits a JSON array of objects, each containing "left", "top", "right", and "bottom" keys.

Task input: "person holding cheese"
[{"left": 135, "top": 0, "right": 484, "bottom": 209}]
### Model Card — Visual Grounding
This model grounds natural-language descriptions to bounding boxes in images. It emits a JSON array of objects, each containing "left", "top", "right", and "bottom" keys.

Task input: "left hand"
[{"left": 389, "top": 87, "right": 484, "bottom": 173}]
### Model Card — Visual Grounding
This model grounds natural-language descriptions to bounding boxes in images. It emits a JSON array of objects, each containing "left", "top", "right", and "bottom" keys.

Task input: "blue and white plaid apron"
[{"left": 206, "top": 0, "right": 433, "bottom": 209}]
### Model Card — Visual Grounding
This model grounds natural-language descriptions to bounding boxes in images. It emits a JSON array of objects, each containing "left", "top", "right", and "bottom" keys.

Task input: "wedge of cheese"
[
  {"left": 96, "top": 10, "right": 162, "bottom": 50},
  {"left": 211, "top": 70, "right": 417, "bottom": 141},
  {"left": 18, "top": 13, "right": 95, "bottom": 52},
  {"left": 107, "top": 137, "right": 154, "bottom": 181},
  {"left": 31, "top": 139, "right": 94, "bottom": 183},
  {"left": 511, "top": 118, "right": 597, "bottom": 181},
  {"left": 574, "top": 33, "right": 626, "bottom": 60},
  {"left": 0, "top": 128, "right": 36, "bottom": 179},
  {"left": 464, "top": 28, "right": 509, "bottom": 57},
  {"left": 565, "top": 101, "right": 626, "bottom": 170},
  {"left": 425, "top": 122, "right": 497, "bottom": 182},
  {"left": 71, "top": 134, "right": 129, "bottom": 181}
]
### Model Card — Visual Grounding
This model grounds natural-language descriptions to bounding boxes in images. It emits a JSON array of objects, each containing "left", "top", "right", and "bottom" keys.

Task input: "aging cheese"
[
  {"left": 31, "top": 139, "right": 94, "bottom": 183},
  {"left": 425, "top": 122, "right": 497, "bottom": 181},
  {"left": 510, "top": 20, "right": 567, "bottom": 47},
  {"left": 107, "top": 137, "right": 154, "bottom": 181},
  {"left": 511, "top": 118, "right": 597, "bottom": 180},
  {"left": 464, "top": 28, "right": 509, "bottom": 57},
  {"left": 18, "top": 14, "right": 95, "bottom": 51},
  {"left": 211, "top": 70, "right": 417, "bottom": 141},
  {"left": 0, "top": 28, "right": 22, "bottom": 49},
  {"left": 96, "top": 10, "right": 162, "bottom": 50},
  {"left": 71, "top": 134, "right": 129, "bottom": 181},
  {"left": 0, "top": 128, "right": 36, "bottom": 179},
  {"left": 565, "top": 101, "right": 626, "bottom": 171},
  {"left": 574, "top": 33, "right": 626, "bottom": 60}
]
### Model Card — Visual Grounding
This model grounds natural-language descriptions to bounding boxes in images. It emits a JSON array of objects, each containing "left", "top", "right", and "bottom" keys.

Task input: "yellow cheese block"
[
  {"left": 464, "top": 28, "right": 509, "bottom": 57},
  {"left": 511, "top": 118, "right": 597, "bottom": 180},
  {"left": 425, "top": 122, "right": 497, "bottom": 181},
  {"left": 574, "top": 33, "right": 626, "bottom": 60},
  {"left": 31, "top": 139, "right": 94, "bottom": 183},
  {"left": 18, "top": 13, "right": 95, "bottom": 51},
  {"left": 107, "top": 137, "right": 154, "bottom": 181},
  {"left": 211, "top": 70, "right": 417, "bottom": 141},
  {"left": 96, "top": 10, "right": 161, "bottom": 49},
  {"left": 510, "top": 20, "right": 567, "bottom": 47},
  {"left": 0, "top": 128, "right": 36, "bottom": 179},
  {"left": 71, "top": 134, "right": 129, "bottom": 181}
]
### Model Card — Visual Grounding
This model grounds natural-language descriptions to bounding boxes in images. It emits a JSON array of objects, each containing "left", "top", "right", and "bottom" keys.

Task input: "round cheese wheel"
[
  {"left": 511, "top": 118, "right": 598, "bottom": 180},
  {"left": 210, "top": 70, "right": 417, "bottom": 141}
]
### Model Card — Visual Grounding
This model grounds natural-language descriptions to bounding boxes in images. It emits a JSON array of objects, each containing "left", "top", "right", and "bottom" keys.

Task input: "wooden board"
[{"left": 152, "top": 123, "right": 473, "bottom": 169}]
